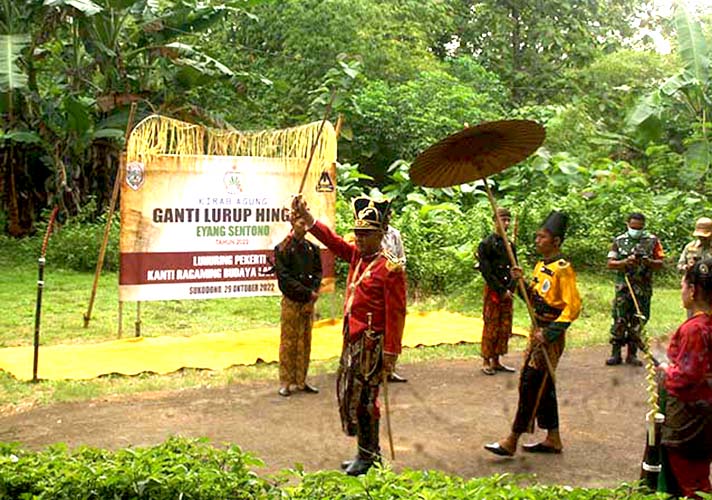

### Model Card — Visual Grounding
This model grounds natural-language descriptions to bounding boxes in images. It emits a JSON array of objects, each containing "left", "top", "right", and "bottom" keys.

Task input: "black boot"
[
  {"left": 605, "top": 344, "right": 622, "bottom": 366},
  {"left": 625, "top": 343, "right": 643, "bottom": 366},
  {"left": 345, "top": 418, "right": 380, "bottom": 476}
]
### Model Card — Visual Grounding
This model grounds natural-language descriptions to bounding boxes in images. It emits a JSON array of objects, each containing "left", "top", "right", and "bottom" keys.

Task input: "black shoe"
[
  {"left": 606, "top": 345, "right": 622, "bottom": 366},
  {"left": 483, "top": 442, "right": 515, "bottom": 457},
  {"left": 625, "top": 356, "right": 643, "bottom": 367},
  {"left": 340, "top": 459, "right": 355, "bottom": 470},
  {"left": 387, "top": 372, "right": 408, "bottom": 383},
  {"left": 493, "top": 364, "right": 516, "bottom": 373},
  {"left": 605, "top": 356, "right": 622, "bottom": 366},
  {"left": 278, "top": 387, "right": 291, "bottom": 397},
  {"left": 301, "top": 383, "right": 319, "bottom": 393},
  {"left": 344, "top": 458, "right": 374, "bottom": 476}
]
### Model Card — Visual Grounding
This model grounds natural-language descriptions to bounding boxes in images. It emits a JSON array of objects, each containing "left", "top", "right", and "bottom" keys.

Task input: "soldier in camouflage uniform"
[
  {"left": 606, "top": 213, "right": 665, "bottom": 366},
  {"left": 677, "top": 217, "right": 712, "bottom": 273}
]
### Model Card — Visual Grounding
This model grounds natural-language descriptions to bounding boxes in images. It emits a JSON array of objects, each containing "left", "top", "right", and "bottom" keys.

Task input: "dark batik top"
[
  {"left": 274, "top": 234, "right": 322, "bottom": 303},
  {"left": 477, "top": 233, "right": 517, "bottom": 295}
]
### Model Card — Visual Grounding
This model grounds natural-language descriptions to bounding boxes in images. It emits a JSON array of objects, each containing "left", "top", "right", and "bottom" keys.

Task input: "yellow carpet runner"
[{"left": 0, "top": 311, "right": 527, "bottom": 381}]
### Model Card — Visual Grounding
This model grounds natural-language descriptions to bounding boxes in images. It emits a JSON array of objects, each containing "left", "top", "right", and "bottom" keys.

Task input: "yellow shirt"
[{"left": 530, "top": 257, "right": 582, "bottom": 330}]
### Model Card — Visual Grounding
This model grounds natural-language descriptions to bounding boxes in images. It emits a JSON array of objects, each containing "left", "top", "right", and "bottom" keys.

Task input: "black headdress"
[
  {"left": 352, "top": 196, "right": 391, "bottom": 231},
  {"left": 540, "top": 211, "right": 568, "bottom": 243}
]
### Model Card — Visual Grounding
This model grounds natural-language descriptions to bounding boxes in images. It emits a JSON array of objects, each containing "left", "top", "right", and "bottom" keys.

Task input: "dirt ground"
[{"left": 0, "top": 345, "right": 660, "bottom": 488}]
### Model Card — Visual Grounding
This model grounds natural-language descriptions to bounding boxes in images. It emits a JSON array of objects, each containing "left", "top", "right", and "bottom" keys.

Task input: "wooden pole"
[
  {"left": 83, "top": 102, "right": 137, "bottom": 327},
  {"left": 32, "top": 206, "right": 59, "bottom": 382},
  {"left": 483, "top": 180, "right": 555, "bottom": 384},
  {"left": 483, "top": 181, "right": 536, "bottom": 325},
  {"left": 117, "top": 300, "right": 123, "bottom": 339},
  {"left": 297, "top": 89, "right": 337, "bottom": 194},
  {"left": 382, "top": 371, "right": 395, "bottom": 460},
  {"left": 135, "top": 301, "right": 142, "bottom": 337}
]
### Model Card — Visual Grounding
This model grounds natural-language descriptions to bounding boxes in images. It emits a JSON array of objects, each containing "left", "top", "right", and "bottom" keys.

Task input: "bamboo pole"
[
  {"left": 297, "top": 90, "right": 337, "bottom": 194},
  {"left": 135, "top": 301, "right": 142, "bottom": 337},
  {"left": 483, "top": 181, "right": 555, "bottom": 385},
  {"left": 118, "top": 300, "right": 123, "bottom": 338},
  {"left": 83, "top": 103, "right": 137, "bottom": 328},
  {"left": 32, "top": 206, "right": 59, "bottom": 382}
]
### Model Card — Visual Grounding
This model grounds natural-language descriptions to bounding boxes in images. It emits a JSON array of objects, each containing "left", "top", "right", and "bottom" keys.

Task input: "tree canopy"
[{"left": 1, "top": 0, "right": 709, "bottom": 245}]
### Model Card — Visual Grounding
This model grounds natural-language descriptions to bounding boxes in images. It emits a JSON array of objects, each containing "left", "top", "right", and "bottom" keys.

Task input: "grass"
[{"left": 0, "top": 245, "right": 686, "bottom": 412}]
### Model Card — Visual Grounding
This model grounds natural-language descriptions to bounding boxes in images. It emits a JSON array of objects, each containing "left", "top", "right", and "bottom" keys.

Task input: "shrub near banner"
[{"left": 119, "top": 117, "right": 337, "bottom": 302}]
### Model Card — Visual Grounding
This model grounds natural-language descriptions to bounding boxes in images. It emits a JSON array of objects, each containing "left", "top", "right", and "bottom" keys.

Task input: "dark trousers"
[{"left": 512, "top": 364, "right": 559, "bottom": 434}]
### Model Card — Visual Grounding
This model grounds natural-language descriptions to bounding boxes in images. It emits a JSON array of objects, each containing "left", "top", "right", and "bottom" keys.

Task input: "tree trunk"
[{"left": 6, "top": 147, "right": 25, "bottom": 237}]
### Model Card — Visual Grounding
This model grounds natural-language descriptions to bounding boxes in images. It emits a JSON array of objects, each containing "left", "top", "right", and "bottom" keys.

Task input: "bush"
[
  {"left": 0, "top": 438, "right": 668, "bottom": 499},
  {"left": 0, "top": 437, "right": 272, "bottom": 500},
  {"left": 43, "top": 215, "right": 120, "bottom": 273},
  {"left": 5, "top": 201, "right": 121, "bottom": 273}
]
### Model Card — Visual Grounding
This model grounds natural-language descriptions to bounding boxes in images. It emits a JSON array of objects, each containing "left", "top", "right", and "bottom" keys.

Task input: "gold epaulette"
[{"left": 383, "top": 250, "right": 405, "bottom": 273}]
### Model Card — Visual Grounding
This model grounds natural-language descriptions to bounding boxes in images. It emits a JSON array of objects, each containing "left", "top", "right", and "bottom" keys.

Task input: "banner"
[{"left": 119, "top": 155, "right": 336, "bottom": 301}]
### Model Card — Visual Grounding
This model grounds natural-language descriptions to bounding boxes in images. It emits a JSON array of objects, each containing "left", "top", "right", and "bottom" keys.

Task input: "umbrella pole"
[
  {"left": 482, "top": 180, "right": 555, "bottom": 385},
  {"left": 483, "top": 180, "right": 535, "bottom": 324}
]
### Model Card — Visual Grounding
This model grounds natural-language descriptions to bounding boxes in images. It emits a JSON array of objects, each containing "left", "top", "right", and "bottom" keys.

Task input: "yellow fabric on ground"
[{"left": 0, "top": 311, "right": 527, "bottom": 381}]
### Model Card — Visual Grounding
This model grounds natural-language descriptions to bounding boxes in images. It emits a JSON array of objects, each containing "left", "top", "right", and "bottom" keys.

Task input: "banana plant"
[
  {"left": 0, "top": 34, "right": 29, "bottom": 94},
  {"left": 626, "top": 4, "right": 711, "bottom": 188},
  {"left": 0, "top": 0, "right": 267, "bottom": 235}
]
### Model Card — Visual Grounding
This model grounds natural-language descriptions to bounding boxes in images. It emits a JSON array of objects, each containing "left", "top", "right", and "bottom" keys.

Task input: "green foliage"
[
  {"left": 562, "top": 49, "right": 677, "bottom": 130},
  {"left": 1, "top": 0, "right": 264, "bottom": 236},
  {"left": 397, "top": 203, "right": 486, "bottom": 293},
  {"left": 285, "top": 467, "right": 665, "bottom": 499},
  {"left": 225, "top": 0, "right": 453, "bottom": 128},
  {"left": 363, "top": 152, "right": 709, "bottom": 289},
  {"left": 0, "top": 33, "right": 29, "bottom": 91},
  {"left": 342, "top": 63, "right": 505, "bottom": 178},
  {"left": 0, "top": 438, "right": 669, "bottom": 499},
  {"left": 626, "top": 5, "right": 712, "bottom": 194},
  {"left": 26, "top": 200, "right": 120, "bottom": 272},
  {"left": 445, "top": 0, "right": 648, "bottom": 103},
  {"left": 0, "top": 437, "right": 273, "bottom": 499}
]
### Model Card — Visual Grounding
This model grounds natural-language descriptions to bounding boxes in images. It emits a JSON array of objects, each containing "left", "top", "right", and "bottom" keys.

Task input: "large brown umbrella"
[
  {"left": 410, "top": 119, "right": 545, "bottom": 187},
  {"left": 410, "top": 119, "right": 555, "bottom": 388}
]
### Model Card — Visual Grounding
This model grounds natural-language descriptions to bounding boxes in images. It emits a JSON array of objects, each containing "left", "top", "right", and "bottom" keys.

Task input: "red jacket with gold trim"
[{"left": 310, "top": 221, "right": 407, "bottom": 354}]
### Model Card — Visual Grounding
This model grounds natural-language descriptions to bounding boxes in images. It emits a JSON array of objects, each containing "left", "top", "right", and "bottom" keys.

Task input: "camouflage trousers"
[
  {"left": 610, "top": 287, "right": 651, "bottom": 347},
  {"left": 279, "top": 296, "right": 314, "bottom": 386}
]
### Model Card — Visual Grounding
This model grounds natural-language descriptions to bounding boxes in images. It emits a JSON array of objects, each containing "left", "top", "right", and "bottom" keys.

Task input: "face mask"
[{"left": 627, "top": 228, "right": 643, "bottom": 239}]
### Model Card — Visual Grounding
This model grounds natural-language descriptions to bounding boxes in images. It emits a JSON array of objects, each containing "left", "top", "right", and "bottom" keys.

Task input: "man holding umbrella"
[
  {"left": 484, "top": 211, "right": 581, "bottom": 456},
  {"left": 407, "top": 119, "right": 568, "bottom": 455},
  {"left": 291, "top": 194, "right": 407, "bottom": 476}
]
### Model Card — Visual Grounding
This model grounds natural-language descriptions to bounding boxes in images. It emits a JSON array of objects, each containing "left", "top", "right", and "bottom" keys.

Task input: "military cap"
[
  {"left": 352, "top": 196, "right": 390, "bottom": 231},
  {"left": 693, "top": 217, "right": 712, "bottom": 238}
]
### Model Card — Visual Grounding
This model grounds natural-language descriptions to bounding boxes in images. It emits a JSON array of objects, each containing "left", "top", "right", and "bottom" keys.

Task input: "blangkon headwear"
[{"left": 541, "top": 210, "right": 568, "bottom": 242}]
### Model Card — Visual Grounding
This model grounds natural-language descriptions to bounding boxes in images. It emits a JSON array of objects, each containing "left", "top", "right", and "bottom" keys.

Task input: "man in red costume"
[{"left": 292, "top": 194, "right": 407, "bottom": 476}]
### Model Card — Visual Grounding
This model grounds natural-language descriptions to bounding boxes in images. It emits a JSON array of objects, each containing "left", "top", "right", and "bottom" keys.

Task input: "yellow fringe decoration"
[{"left": 126, "top": 114, "right": 337, "bottom": 182}]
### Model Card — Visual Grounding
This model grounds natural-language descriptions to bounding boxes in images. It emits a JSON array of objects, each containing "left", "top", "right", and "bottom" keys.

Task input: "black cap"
[{"left": 541, "top": 211, "right": 568, "bottom": 242}]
